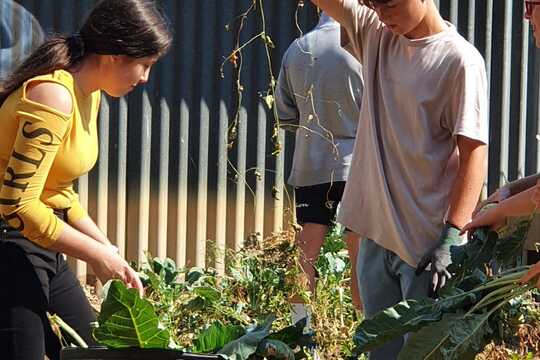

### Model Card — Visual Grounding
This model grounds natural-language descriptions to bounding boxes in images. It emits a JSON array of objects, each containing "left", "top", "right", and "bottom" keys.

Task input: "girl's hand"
[
  {"left": 473, "top": 187, "right": 509, "bottom": 216},
  {"left": 460, "top": 205, "right": 504, "bottom": 236},
  {"left": 89, "top": 246, "right": 144, "bottom": 296},
  {"left": 520, "top": 261, "right": 540, "bottom": 289}
]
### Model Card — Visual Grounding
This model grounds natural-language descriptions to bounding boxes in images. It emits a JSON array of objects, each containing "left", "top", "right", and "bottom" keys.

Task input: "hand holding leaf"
[{"left": 520, "top": 261, "right": 540, "bottom": 289}]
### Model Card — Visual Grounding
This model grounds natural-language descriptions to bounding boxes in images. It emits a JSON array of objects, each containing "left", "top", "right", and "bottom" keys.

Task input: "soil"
[{"left": 81, "top": 282, "right": 101, "bottom": 314}]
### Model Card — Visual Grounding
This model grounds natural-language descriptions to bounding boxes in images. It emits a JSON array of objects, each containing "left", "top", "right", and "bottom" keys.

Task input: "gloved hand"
[{"left": 415, "top": 223, "right": 462, "bottom": 297}]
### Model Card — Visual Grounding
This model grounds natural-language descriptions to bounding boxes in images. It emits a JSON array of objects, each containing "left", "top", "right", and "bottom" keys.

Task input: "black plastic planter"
[{"left": 61, "top": 347, "right": 225, "bottom": 360}]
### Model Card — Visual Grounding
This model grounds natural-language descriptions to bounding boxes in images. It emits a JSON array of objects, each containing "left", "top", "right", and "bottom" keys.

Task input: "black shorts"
[{"left": 295, "top": 181, "right": 346, "bottom": 226}]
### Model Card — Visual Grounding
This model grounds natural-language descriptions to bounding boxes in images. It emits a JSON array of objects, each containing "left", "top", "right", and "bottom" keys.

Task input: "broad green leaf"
[
  {"left": 495, "top": 217, "right": 532, "bottom": 268},
  {"left": 218, "top": 315, "right": 275, "bottom": 360},
  {"left": 268, "top": 318, "right": 312, "bottom": 348},
  {"left": 448, "top": 227, "right": 488, "bottom": 272},
  {"left": 187, "top": 267, "right": 205, "bottom": 284},
  {"left": 445, "top": 228, "right": 498, "bottom": 296},
  {"left": 354, "top": 298, "right": 442, "bottom": 353},
  {"left": 437, "top": 287, "right": 478, "bottom": 310},
  {"left": 186, "top": 297, "right": 206, "bottom": 310},
  {"left": 147, "top": 271, "right": 162, "bottom": 290},
  {"left": 497, "top": 215, "right": 532, "bottom": 239},
  {"left": 229, "top": 268, "right": 244, "bottom": 282},
  {"left": 151, "top": 257, "right": 179, "bottom": 284},
  {"left": 138, "top": 271, "right": 150, "bottom": 287},
  {"left": 398, "top": 313, "right": 462, "bottom": 360},
  {"left": 256, "top": 339, "right": 295, "bottom": 360},
  {"left": 192, "top": 321, "right": 245, "bottom": 353},
  {"left": 455, "top": 269, "right": 488, "bottom": 292},
  {"left": 441, "top": 313, "right": 493, "bottom": 360},
  {"left": 323, "top": 253, "right": 346, "bottom": 274},
  {"left": 193, "top": 286, "right": 221, "bottom": 302},
  {"left": 93, "top": 280, "right": 170, "bottom": 349}
]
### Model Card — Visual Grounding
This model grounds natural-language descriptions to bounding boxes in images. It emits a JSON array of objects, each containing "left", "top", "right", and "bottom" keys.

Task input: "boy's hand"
[{"left": 416, "top": 223, "right": 461, "bottom": 296}]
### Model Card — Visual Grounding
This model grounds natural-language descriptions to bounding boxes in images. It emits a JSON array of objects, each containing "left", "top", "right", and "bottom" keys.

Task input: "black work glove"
[{"left": 415, "top": 223, "right": 461, "bottom": 297}]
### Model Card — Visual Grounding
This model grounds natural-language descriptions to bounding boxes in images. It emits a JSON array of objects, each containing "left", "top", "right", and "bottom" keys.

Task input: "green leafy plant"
[
  {"left": 310, "top": 226, "right": 361, "bottom": 358},
  {"left": 88, "top": 228, "right": 360, "bottom": 358},
  {"left": 192, "top": 321, "right": 245, "bottom": 353},
  {"left": 353, "top": 219, "right": 540, "bottom": 359},
  {"left": 93, "top": 280, "right": 171, "bottom": 349}
]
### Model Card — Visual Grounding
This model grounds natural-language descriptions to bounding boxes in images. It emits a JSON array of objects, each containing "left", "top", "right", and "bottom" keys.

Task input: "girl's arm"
[
  {"left": 70, "top": 215, "right": 112, "bottom": 246},
  {"left": 461, "top": 186, "right": 538, "bottom": 234}
]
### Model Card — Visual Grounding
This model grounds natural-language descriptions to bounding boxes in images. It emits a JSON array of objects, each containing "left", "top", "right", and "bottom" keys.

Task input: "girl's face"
[
  {"left": 526, "top": 1, "right": 540, "bottom": 47},
  {"left": 101, "top": 55, "right": 158, "bottom": 97},
  {"left": 371, "top": 0, "right": 428, "bottom": 38}
]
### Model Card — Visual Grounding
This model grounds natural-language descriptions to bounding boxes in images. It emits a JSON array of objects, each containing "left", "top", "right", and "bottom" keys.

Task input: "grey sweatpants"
[{"left": 357, "top": 238, "right": 431, "bottom": 360}]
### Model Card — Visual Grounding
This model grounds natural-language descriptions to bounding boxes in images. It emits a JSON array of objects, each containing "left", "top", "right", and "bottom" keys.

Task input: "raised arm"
[
  {"left": 311, "top": 0, "right": 380, "bottom": 62},
  {"left": 311, "top": 0, "right": 350, "bottom": 25}
]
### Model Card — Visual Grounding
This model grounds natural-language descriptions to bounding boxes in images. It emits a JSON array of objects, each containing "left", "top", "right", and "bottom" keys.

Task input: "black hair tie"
[{"left": 67, "top": 33, "right": 85, "bottom": 57}]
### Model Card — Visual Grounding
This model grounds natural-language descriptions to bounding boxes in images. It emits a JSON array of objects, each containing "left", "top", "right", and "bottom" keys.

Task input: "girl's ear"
[
  {"left": 100, "top": 54, "right": 115, "bottom": 66},
  {"left": 101, "top": 55, "right": 123, "bottom": 65}
]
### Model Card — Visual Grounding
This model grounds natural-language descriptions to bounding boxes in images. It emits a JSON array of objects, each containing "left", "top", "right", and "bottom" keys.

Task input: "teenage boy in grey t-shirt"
[
  {"left": 311, "top": 0, "right": 489, "bottom": 358},
  {"left": 275, "top": 13, "right": 364, "bottom": 317}
]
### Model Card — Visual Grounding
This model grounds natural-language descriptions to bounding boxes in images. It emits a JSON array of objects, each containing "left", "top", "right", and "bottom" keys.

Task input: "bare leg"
[
  {"left": 345, "top": 231, "right": 362, "bottom": 311},
  {"left": 292, "top": 222, "right": 328, "bottom": 303}
]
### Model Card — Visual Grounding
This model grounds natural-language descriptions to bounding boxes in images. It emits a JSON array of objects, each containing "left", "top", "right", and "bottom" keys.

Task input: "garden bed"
[{"left": 67, "top": 225, "right": 540, "bottom": 359}]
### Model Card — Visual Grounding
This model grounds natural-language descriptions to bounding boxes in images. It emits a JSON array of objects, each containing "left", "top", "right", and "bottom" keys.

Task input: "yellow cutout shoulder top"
[{"left": 0, "top": 69, "right": 100, "bottom": 248}]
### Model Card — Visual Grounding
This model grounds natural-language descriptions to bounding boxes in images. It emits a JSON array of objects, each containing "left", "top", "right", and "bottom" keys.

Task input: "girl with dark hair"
[{"left": 0, "top": 1, "right": 172, "bottom": 359}]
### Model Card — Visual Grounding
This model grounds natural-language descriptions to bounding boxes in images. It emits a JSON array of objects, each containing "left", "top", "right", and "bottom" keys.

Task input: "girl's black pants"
[{"left": 0, "top": 212, "right": 97, "bottom": 360}]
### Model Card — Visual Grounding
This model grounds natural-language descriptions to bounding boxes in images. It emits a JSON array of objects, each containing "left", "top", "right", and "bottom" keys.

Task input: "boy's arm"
[
  {"left": 275, "top": 59, "right": 299, "bottom": 131},
  {"left": 416, "top": 137, "right": 487, "bottom": 295},
  {"left": 311, "top": 0, "right": 349, "bottom": 24},
  {"left": 446, "top": 136, "right": 488, "bottom": 228},
  {"left": 416, "top": 60, "right": 489, "bottom": 294},
  {"left": 445, "top": 61, "right": 489, "bottom": 228},
  {"left": 312, "top": 0, "right": 380, "bottom": 61}
]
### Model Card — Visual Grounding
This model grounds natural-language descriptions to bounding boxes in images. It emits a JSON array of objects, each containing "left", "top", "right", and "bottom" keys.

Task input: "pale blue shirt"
[{"left": 276, "top": 14, "right": 363, "bottom": 187}]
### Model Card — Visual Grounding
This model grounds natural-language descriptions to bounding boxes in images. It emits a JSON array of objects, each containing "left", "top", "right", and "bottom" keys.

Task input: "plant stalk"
[{"left": 48, "top": 313, "right": 89, "bottom": 348}]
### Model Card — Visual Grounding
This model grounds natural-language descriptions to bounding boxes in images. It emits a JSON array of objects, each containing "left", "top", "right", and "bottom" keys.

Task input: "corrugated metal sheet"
[{"left": 1, "top": 1, "right": 539, "bottom": 282}]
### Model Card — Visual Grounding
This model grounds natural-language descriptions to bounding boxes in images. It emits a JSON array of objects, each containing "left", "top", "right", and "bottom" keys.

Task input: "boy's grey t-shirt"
[
  {"left": 275, "top": 15, "right": 363, "bottom": 187},
  {"left": 333, "top": 0, "right": 489, "bottom": 267}
]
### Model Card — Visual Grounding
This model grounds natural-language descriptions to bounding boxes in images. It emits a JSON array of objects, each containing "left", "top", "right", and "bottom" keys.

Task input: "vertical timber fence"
[{"left": 0, "top": 0, "right": 538, "bottom": 283}]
